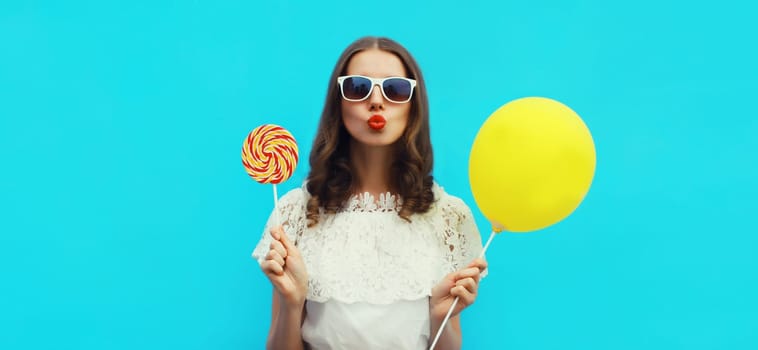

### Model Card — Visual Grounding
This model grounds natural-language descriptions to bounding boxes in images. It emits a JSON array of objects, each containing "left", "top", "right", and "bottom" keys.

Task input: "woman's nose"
[{"left": 368, "top": 83, "right": 385, "bottom": 109}]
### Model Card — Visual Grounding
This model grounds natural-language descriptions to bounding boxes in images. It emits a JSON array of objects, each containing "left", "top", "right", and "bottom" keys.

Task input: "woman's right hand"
[{"left": 259, "top": 225, "right": 309, "bottom": 308}]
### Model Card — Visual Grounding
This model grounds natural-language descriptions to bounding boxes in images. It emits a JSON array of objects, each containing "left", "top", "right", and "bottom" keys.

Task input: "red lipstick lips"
[{"left": 368, "top": 115, "right": 386, "bottom": 130}]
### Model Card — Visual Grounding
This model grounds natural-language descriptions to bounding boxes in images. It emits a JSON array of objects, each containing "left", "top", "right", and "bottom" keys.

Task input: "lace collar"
[{"left": 341, "top": 192, "right": 403, "bottom": 212}]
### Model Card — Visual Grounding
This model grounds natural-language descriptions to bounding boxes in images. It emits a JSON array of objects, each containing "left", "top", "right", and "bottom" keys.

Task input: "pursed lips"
[{"left": 368, "top": 115, "right": 386, "bottom": 130}]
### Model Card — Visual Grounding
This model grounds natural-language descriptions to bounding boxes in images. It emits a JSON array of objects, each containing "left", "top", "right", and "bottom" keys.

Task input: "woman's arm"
[
  {"left": 429, "top": 314, "right": 462, "bottom": 350},
  {"left": 428, "top": 258, "right": 488, "bottom": 350},
  {"left": 259, "top": 226, "right": 309, "bottom": 350},
  {"left": 266, "top": 291, "right": 306, "bottom": 350}
]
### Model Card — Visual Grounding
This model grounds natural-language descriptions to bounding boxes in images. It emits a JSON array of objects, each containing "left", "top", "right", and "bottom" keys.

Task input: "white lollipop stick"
[
  {"left": 273, "top": 183, "right": 281, "bottom": 225},
  {"left": 429, "top": 230, "right": 497, "bottom": 350}
]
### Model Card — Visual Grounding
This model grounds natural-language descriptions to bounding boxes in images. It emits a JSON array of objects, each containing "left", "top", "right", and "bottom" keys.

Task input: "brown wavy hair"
[{"left": 305, "top": 36, "right": 434, "bottom": 226}]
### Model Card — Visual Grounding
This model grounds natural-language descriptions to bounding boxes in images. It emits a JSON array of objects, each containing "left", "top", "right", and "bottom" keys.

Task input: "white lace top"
[{"left": 252, "top": 183, "right": 484, "bottom": 349}]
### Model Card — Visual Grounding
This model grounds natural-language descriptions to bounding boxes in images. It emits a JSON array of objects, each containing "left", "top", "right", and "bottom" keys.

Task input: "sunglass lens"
[
  {"left": 383, "top": 78, "right": 412, "bottom": 102},
  {"left": 343, "top": 76, "right": 372, "bottom": 100}
]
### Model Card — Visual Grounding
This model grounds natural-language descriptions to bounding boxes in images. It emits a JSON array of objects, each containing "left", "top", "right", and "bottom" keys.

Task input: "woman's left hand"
[{"left": 430, "top": 258, "right": 488, "bottom": 321}]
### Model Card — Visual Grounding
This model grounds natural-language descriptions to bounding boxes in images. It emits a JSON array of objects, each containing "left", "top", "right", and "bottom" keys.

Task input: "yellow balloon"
[{"left": 469, "top": 97, "right": 596, "bottom": 233}]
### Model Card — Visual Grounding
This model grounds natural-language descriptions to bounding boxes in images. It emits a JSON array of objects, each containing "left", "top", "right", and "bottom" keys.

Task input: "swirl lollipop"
[{"left": 242, "top": 124, "right": 299, "bottom": 224}]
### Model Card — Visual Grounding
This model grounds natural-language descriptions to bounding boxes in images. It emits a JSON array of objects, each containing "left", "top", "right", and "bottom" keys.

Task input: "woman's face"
[{"left": 340, "top": 49, "right": 411, "bottom": 148}]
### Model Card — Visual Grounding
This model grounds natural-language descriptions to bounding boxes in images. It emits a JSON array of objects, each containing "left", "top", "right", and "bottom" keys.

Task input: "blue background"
[{"left": 2, "top": 0, "right": 756, "bottom": 349}]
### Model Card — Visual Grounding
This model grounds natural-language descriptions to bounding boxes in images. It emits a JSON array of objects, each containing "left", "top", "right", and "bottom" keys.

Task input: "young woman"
[{"left": 252, "top": 36, "right": 487, "bottom": 350}]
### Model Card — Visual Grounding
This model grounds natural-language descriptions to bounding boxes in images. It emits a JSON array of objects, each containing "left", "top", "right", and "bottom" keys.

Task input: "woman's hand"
[
  {"left": 258, "top": 225, "right": 309, "bottom": 308},
  {"left": 430, "top": 258, "right": 487, "bottom": 321}
]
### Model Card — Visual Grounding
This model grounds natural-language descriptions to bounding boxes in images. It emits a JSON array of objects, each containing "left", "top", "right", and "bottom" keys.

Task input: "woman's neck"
[{"left": 349, "top": 140, "right": 395, "bottom": 197}]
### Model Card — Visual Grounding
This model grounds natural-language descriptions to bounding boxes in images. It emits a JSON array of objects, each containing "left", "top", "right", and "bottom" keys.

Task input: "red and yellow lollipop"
[
  {"left": 242, "top": 124, "right": 298, "bottom": 184},
  {"left": 242, "top": 124, "right": 299, "bottom": 223}
]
